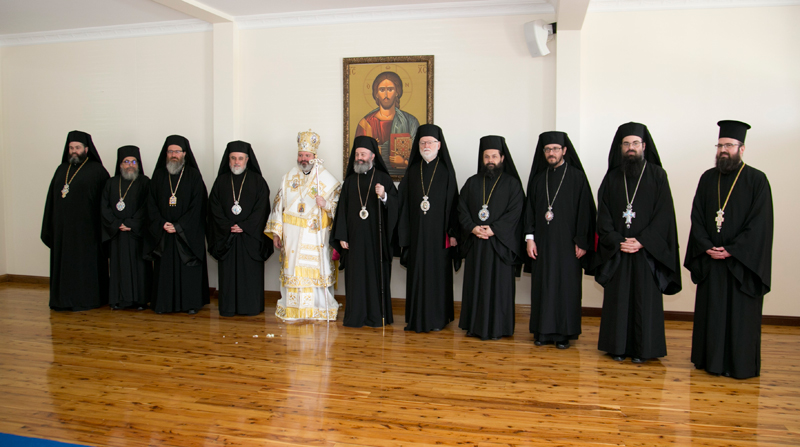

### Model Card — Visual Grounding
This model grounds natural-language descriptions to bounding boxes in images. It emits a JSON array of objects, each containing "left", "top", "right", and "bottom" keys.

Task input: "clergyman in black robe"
[
  {"left": 41, "top": 130, "right": 110, "bottom": 311},
  {"left": 101, "top": 145, "right": 153, "bottom": 310},
  {"left": 147, "top": 135, "right": 209, "bottom": 314},
  {"left": 207, "top": 141, "right": 273, "bottom": 317},
  {"left": 458, "top": 135, "right": 525, "bottom": 340},
  {"left": 524, "top": 131, "right": 596, "bottom": 349},
  {"left": 685, "top": 120, "right": 773, "bottom": 379},
  {"left": 595, "top": 122, "right": 681, "bottom": 363},
  {"left": 331, "top": 136, "right": 399, "bottom": 328},
  {"left": 397, "top": 124, "right": 460, "bottom": 333}
]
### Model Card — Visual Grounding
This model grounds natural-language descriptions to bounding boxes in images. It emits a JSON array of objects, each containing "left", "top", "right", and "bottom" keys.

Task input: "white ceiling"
[
  {"left": 0, "top": 0, "right": 529, "bottom": 36},
  {"left": 0, "top": 0, "right": 191, "bottom": 35},
  {"left": 0, "top": 0, "right": 795, "bottom": 38}
]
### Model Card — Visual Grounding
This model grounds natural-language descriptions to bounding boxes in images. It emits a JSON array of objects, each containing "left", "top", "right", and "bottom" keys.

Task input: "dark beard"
[
  {"left": 622, "top": 155, "right": 644, "bottom": 178},
  {"left": 716, "top": 152, "right": 741, "bottom": 174},
  {"left": 480, "top": 161, "right": 504, "bottom": 178},
  {"left": 69, "top": 152, "right": 87, "bottom": 166}
]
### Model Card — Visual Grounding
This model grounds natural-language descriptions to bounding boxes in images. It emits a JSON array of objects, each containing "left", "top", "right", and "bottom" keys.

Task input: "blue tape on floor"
[{"left": 0, "top": 433, "right": 90, "bottom": 447}]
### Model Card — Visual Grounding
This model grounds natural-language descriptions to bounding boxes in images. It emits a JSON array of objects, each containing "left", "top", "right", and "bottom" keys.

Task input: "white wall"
[
  {"left": 578, "top": 6, "right": 800, "bottom": 316},
  {"left": 0, "top": 49, "right": 6, "bottom": 276},
  {"left": 238, "top": 14, "right": 556, "bottom": 300},
  {"left": 0, "top": 32, "right": 214, "bottom": 276},
  {"left": 1, "top": 5, "right": 797, "bottom": 316}
]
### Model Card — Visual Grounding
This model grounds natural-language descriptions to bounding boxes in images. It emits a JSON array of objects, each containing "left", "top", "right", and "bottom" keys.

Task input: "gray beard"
[
  {"left": 166, "top": 159, "right": 185, "bottom": 175},
  {"left": 298, "top": 162, "right": 313, "bottom": 174},
  {"left": 231, "top": 165, "right": 246, "bottom": 175},
  {"left": 121, "top": 168, "right": 139, "bottom": 181},
  {"left": 354, "top": 160, "right": 373, "bottom": 175},
  {"left": 69, "top": 153, "right": 87, "bottom": 166},
  {"left": 421, "top": 149, "right": 438, "bottom": 163}
]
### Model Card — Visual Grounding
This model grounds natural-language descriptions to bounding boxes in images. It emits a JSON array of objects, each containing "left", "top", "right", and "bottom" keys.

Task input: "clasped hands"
[
  {"left": 472, "top": 225, "right": 495, "bottom": 240},
  {"left": 620, "top": 237, "right": 643, "bottom": 254},
  {"left": 706, "top": 246, "right": 731, "bottom": 259}
]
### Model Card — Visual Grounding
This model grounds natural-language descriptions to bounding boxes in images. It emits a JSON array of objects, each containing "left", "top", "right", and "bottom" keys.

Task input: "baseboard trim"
[
  {"left": 3, "top": 274, "right": 50, "bottom": 284},
  {"left": 6, "top": 279, "right": 797, "bottom": 326}
]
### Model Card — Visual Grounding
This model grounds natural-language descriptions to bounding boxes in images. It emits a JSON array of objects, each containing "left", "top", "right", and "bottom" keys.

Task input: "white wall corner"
[
  {"left": 0, "top": 48, "right": 7, "bottom": 275},
  {"left": 212, "top": 22, "right": 240, "bottom": 162},
  {"left": 554, "top": 30, "right": 581, "bottom": 148}
]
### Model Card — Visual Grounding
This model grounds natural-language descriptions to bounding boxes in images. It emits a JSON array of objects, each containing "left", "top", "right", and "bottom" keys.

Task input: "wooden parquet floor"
[{"left": 1, "top": 282, "right": 799, "bottom": 447}]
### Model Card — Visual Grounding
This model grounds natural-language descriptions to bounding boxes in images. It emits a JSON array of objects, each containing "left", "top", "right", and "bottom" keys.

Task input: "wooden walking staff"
[{"left": 310, "top": 158, "right": 330, "bottom": 322}]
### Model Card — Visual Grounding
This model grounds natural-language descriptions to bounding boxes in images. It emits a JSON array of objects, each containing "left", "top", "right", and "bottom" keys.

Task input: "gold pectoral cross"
[{"left": 715, "top": 209, "right": 725, "bottom": 233}]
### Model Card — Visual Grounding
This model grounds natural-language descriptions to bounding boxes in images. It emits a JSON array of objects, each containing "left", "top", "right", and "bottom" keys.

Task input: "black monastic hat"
[
  {"left": 607, "top": 122, "right": 662, "bottom": 171},
  {"left": 153, "top": 134, "right": 200, "bottom": 175},
  {"left": 717, "top": 120, "right": 751, "bottom": 143},
  {"left": 114, "top": 145, "right": 144, "bottom": 177},
  {"left": 62, "top": 130, "right": 102, "bottom": 164},
  {"left": 216, "top": 140, "right": 262, "bottom": 176},
  {"left": 477, "top": 135, "right": 522, "bottom": 184},
  {"left": 527, "top": 131, "right": 586, "bottom": 193},
  {"left": 407, "top": 124, "right": 456, "bottom": 175},
  {"left": 345, "top": 135, "right": 390, "bottom": 177}
]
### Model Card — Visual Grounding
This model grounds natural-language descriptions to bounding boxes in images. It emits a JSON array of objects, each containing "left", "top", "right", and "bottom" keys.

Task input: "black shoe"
[
  {"left": 432, "top": 327, "right": 442, "bottom": 332},
  {"left": 631, "top": 357, "right": 645, "bottom": 364},
  {"left": 187, "top": 309, "right": 198, "bottom": 315},
  {"left": 466, "top": 331, "right": 476, "bottom": 337},
  {"left": 723, "top": 371, "right": 731, "bottom": 377},
  {"left": 556, "top": 341, "right": 570, "bottom": 349},
  {"left": 612, "top": 355, "right": 625, "bottom": 362},
  {"left": 489, "top": 337, "right": 501, "bottom": 340},
  {"left": 111, "top": 304, "right": 121, "bottom": 310},
  {"left": 534, "top": 340, "right": 553, "bottom": 346},
  {"left": 136, "top": 306, "right": 145, "bottom": 311}
]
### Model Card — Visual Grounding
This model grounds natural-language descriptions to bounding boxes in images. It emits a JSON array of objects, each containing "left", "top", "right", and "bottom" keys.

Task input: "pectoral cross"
[
  {"left": 715, "top": 209, "right": 725, "bottom": 233},
  {"left": 622, "top": 204, "right": 636, "bottom": 229}
]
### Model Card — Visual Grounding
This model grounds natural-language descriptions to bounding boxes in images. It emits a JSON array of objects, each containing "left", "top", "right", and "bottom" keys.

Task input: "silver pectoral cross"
[
  {"left": 715, "top": 209, "right": 725, "bottom": 233},
  {"left": 622, "top": 204, "right": 636, "bottom": 229}
]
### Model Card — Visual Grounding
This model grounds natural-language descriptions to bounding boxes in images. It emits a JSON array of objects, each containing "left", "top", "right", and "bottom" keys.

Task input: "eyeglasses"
[
  {"left": 622, "top": 141, "right": 642, "bottom": 149},
  {"left": 420, "top": 140, "right": 439, "bottom": 147},
  {"left": 166, "top": 150, "right": 184, "bottom": 155},
  {"left": 543, "top": 147, "right": 563, "bottom": 153},
  {"left": 715, "top": 143, "right": 741, "bottom": 150},
  {"left": 121, "top": 160, "right": 137, "bottom": 165}
]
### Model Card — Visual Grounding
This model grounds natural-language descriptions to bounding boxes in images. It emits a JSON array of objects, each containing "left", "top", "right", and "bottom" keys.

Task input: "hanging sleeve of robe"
[
  {"left": 684, "top": 164, "right": 773, "bottom": 378},
  {"left": 147, "top": 166, "right": 210, "bottom": 311},
  {"left": 594, "top": 164, "right": 681, "bottom": 358},
  {"left": 458, "top": 174, "right": 525, "bottom": 266},
  {"left": 684, "top": 164, "right": 772, "bottom": 297},
  {"left": 101, "top": 175, "right": 152, "bottom": 307},
  {"left": 208, "top": 170, "right": 272, "bottom": 263},
  {"left": 41, "top": 160, "right": 110, "bottom": 310},
  {"left": 594, "top": 165, "right": 681, "bottom": 295},
  {"left": 330, "top": 167, "right": 399, "bottom": 327},
  {"left": 524, "top": 162, "right": 596, "bottom": 339},
  {"left": 207, "top": 169, "right": 272, "bottom": 315},
  {"left": 397, "top": 157, "right": 459, "bottom": 332},
  {"left": 457, "top": 173, "right": 525, "bottom": 340}
]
